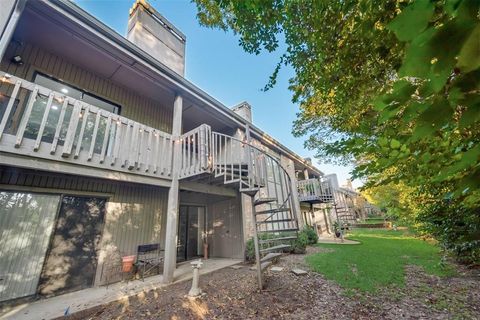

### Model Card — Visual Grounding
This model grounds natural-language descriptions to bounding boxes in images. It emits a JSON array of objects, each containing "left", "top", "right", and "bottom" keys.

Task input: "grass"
[
  {"left": 362, "top": 218, "right": 385, "bottom": 224},
  {"left": 306, "top": 228, "right": 455, "bottom": 293}
]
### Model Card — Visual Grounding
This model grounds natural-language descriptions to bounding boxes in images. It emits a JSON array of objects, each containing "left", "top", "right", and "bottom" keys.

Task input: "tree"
[
  {"left": 194, "top": 0, "right": 480, "bottom": 263},
  {"left": 195, "top": 0, "right": 402, "bottom": 164}
]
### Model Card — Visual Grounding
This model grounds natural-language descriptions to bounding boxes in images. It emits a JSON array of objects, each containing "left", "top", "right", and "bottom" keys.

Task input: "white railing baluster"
[
  {"left": 74, "top": 105, "right": 89, "bottom": 158},
  {"left": 100, "top": 114, "right": 112, "bottom": 163},
  {"left": 123, "top": 120, "right": 132, "bottom": 168},
  {"left": 15, "top": 86, "right": 39, "bottom": 148},
  {"left": 167, "top": 137, "right": 173, "bottom": 176},
  {"left": 181, "top": 137, "right": 186, "bottom": 176},
  {"left": 138, "top": 125, "right": 146, "bottom": 170},
  {"left": 50, "top": 98, "right": 69, "bottom": 154},
  {"left": 88, "top": 110, "right": 102, "bottom": 161},
  {"left": 111, "top": 117, "right": 122, "bottom": 166},
  {"left": 145, "top": 128, "right": 152, "bottom": 172},
  {"left": 187, "top": 134, "right": 191, "bottom": 175},
  {"left": 199, "top": 129, "right": 203, "bottom": 171},
  {"left": 0, "top": 80, "right": 21, "bottom": 141},
  {"left": 156, "top": 132, "right": 162, "bottom": 174},
  {"left": 62, "top": 101, "right": 82, "bottom": 157},
  {"left": 127, "top": 121, "right": 139, "bottom": 169},
  {"left": 33, "top": 92, "right": 55, "bottom": 151}
]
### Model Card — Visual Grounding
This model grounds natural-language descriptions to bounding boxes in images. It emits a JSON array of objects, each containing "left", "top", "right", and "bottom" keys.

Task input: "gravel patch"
[{"left": 62, "top": 246, "right": 480, "bottom": 319}]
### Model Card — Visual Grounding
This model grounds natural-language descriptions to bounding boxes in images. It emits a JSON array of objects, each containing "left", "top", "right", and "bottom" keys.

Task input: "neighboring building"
[
  {"left": 297, "top": 173, "right": 379, "bottom": 233},
  {"left": 0, "top": 0, "right": 332, "bottom": 302}
]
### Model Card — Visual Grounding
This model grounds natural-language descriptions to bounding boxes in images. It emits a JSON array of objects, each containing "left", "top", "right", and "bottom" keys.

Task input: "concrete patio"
[{"left": 1, "top": 258, "right": 242, "bottom": 320}]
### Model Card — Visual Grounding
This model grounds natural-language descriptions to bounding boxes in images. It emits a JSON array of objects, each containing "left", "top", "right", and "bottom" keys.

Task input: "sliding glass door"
[
  {"left": 177, "top": 206, "right": 205, "bottom": 262},
  {"left": 0, "top": 191, "right": 60, "bottom": 302}
]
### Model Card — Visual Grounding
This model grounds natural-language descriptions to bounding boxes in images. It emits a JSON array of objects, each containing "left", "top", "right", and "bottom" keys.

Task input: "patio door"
[
  {"left": 177, "top": 206, "right": 205, "bottom": 262},
  {"left": 38, "top": 196, "right": 106, "bottom": 297},
  {"left": 0, "top": 191, "right": 60, "bottom": 302}
]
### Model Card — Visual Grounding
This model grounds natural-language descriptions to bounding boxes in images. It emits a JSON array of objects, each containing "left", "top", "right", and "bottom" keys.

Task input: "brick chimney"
[{"left": 127, "top": 0, "right": 186, "bottom": 76}]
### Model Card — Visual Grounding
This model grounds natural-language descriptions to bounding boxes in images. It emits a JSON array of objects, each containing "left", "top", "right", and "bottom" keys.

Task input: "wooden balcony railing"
[
  {"left": 0, "top": 72, "right": 173, "bottom": 180},
  {"left": 297, "top": 178, "right": 334, "bottom": 203},
  {"left": 178, "top": 124, "right": 211, "bottom": 178}
]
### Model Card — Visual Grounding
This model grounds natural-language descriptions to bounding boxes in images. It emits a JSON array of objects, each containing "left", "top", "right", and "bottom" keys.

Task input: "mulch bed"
[{"left": 64, "top": 247, "right": 480, "bottom": 319}]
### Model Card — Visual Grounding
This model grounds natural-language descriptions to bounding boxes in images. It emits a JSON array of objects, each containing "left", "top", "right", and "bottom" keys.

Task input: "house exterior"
[
  {"left": 297, "top": 173, "right": 378, "bottom": 234},
  {"left": 0, "top": 0, "right": 332, "bottom": 303}
]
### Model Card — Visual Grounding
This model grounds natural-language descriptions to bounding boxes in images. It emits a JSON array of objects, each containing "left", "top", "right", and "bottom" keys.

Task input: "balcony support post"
[{"left": 163, "top": 94, "right": 183, "bottom": 284}]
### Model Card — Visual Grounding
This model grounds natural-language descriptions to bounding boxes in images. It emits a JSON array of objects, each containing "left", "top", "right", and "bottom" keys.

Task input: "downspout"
[{"left": 0, "top": 0, "right": 26, "bottom": 62}]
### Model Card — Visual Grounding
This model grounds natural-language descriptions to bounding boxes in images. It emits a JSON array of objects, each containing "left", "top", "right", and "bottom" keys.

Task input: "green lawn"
[
  {"left": 362, "top": 218, "right": 385, "bottom": 224},
  {"left": 306, "top": 229, "right": 455, "bottom": 293}
]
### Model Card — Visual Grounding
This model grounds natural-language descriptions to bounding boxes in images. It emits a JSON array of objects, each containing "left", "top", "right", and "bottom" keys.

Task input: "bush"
[
  {"left": 304, "top": 225, "right": 319, "bottom": 245},
  {"left": 288, "top": 231, "right": 308, "bottom": 254},
  {"left": 245, "top": 229, "right": 312, "bottom": 260},
  {"left": 418, "top": 202, "right": 480, "bottom": 266},
  {"left": 245, "top": 237, "right": 256, "bottom": 262},
  {"left": 245, "top": 233, "right": 278, "bottom": 262}
]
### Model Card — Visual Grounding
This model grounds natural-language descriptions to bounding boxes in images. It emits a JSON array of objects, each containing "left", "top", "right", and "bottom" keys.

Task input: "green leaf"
[
  {"left": 378, "top": 137, "right": 389, "bottom": 147},
  {"left": 459, "top": 94, "right": 480, "bottom": 128},
  {"left": 444, "top": 0, "right": 462, "bottom": 16},
  {"left": 411, "top": 98, "right": 453, "bottom": 140},
  {"left": 399, "top": 28, "right": 436, "bottom": 79},
  {"left": 387, "top": 0, "right": 435, "bottom": 42},
  {"left": 457, "top": 24, "right": 480, "bottom": 73},
  {"left": 390, "top": 139, "right": 401, "bottom": 149},
  {"left": 435, "top": 146, "right": 480, "bottom": 180},
  {"left": 400, "top": 15, "right": 476, "bottom": 92}
]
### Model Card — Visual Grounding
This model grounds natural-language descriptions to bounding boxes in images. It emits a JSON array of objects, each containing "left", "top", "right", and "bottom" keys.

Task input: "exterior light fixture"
[
  {"left": 11, "top": 55, "right": 23, "bottom": 65},
  {"left": 61, "top": 88, "right": 68, "bottom": 94}
]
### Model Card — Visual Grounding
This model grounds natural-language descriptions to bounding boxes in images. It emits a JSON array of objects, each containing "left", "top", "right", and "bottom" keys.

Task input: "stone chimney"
[
  {"left": 231, "top": 101, "right": 252, "bottom": 123},
  {"left": 324, "top": 174, "right": 340, "bottom": 190},
  {"left": 127, "top": 0, "right": 186, "bottom": 76}
]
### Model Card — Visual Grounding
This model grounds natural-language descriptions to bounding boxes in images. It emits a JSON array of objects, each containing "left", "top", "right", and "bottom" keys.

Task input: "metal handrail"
[{"left": 211, "top": 131, "right": 295, "bottom": 223}]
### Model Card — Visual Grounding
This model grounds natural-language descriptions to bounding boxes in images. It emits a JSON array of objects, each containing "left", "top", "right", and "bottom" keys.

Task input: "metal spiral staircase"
[{"left": 210, "top": 130, "right": 299, "bottom": 289}]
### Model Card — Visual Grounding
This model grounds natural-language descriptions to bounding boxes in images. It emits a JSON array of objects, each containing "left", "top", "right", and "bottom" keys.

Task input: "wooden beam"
[
  {"left": 0, "top": 152, "right": 172, "bottom": 188},
  {"left": 179, "top": 181, "right": 236, "bottom": 197}
]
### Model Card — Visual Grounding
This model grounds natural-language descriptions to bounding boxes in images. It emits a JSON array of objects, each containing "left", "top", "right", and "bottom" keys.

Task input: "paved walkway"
[
  {"left": 1, "top": 258, "right": 242, "bottom": 320},
  {"left": 317, "top": 235, "right": 360, "bottom": 245}
]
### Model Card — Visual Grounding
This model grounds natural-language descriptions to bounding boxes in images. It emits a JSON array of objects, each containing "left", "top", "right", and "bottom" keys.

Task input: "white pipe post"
[{"left": 188, "top": 259, "right": 203, "bottom": 297}]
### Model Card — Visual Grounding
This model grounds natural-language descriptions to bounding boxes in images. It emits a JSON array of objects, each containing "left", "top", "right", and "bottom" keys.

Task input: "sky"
[{"left": 74, "top": 0, "right": 361, "bottom": 189}]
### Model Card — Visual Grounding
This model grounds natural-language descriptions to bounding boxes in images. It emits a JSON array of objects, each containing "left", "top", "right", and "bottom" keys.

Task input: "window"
[
  {"left": 33, "top": 73, "right": 120, "bottom": 114},
  {"left": 12, "top": 73, "right": 121, "bottom": 153}
]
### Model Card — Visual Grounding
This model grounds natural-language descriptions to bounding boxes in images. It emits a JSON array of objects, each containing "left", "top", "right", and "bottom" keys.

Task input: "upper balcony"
[
  {"left": 0, "top": 71, "right": 174, "bottom": 183},
  {"left": 297, "top": 178, "right": 334, "bottom": 204}
]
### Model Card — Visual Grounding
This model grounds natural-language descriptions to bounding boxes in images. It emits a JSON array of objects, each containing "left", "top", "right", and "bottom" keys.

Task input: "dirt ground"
[{"left": 65, "top": 247, "right": 480, "bottom": 320}]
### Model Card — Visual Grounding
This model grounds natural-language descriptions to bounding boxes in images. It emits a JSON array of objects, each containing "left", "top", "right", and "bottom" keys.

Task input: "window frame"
[{"left": 32, "top": 71, "right": 122, "bottom": 115}]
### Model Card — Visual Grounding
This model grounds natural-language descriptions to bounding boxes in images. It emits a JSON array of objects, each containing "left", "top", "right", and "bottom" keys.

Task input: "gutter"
[{"left": 44, "top": 0, "right": 324, "bottom": 176}]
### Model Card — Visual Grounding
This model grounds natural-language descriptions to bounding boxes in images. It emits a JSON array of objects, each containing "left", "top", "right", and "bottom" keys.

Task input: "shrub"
[
  {"left": 245, "top": 233, "right": 277, "bottom": 262},
  {"left": 245, "top": 237, "right": 256, "bottom": 262},
  {"left": 245, "top": 229, "right": 312, "bottom": 260},
  {"left": 288, "top": 231, "right": 308, "bottom": 254},
  {"left": 304, "top": 225, "right": 319, "bottom": 245}
]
